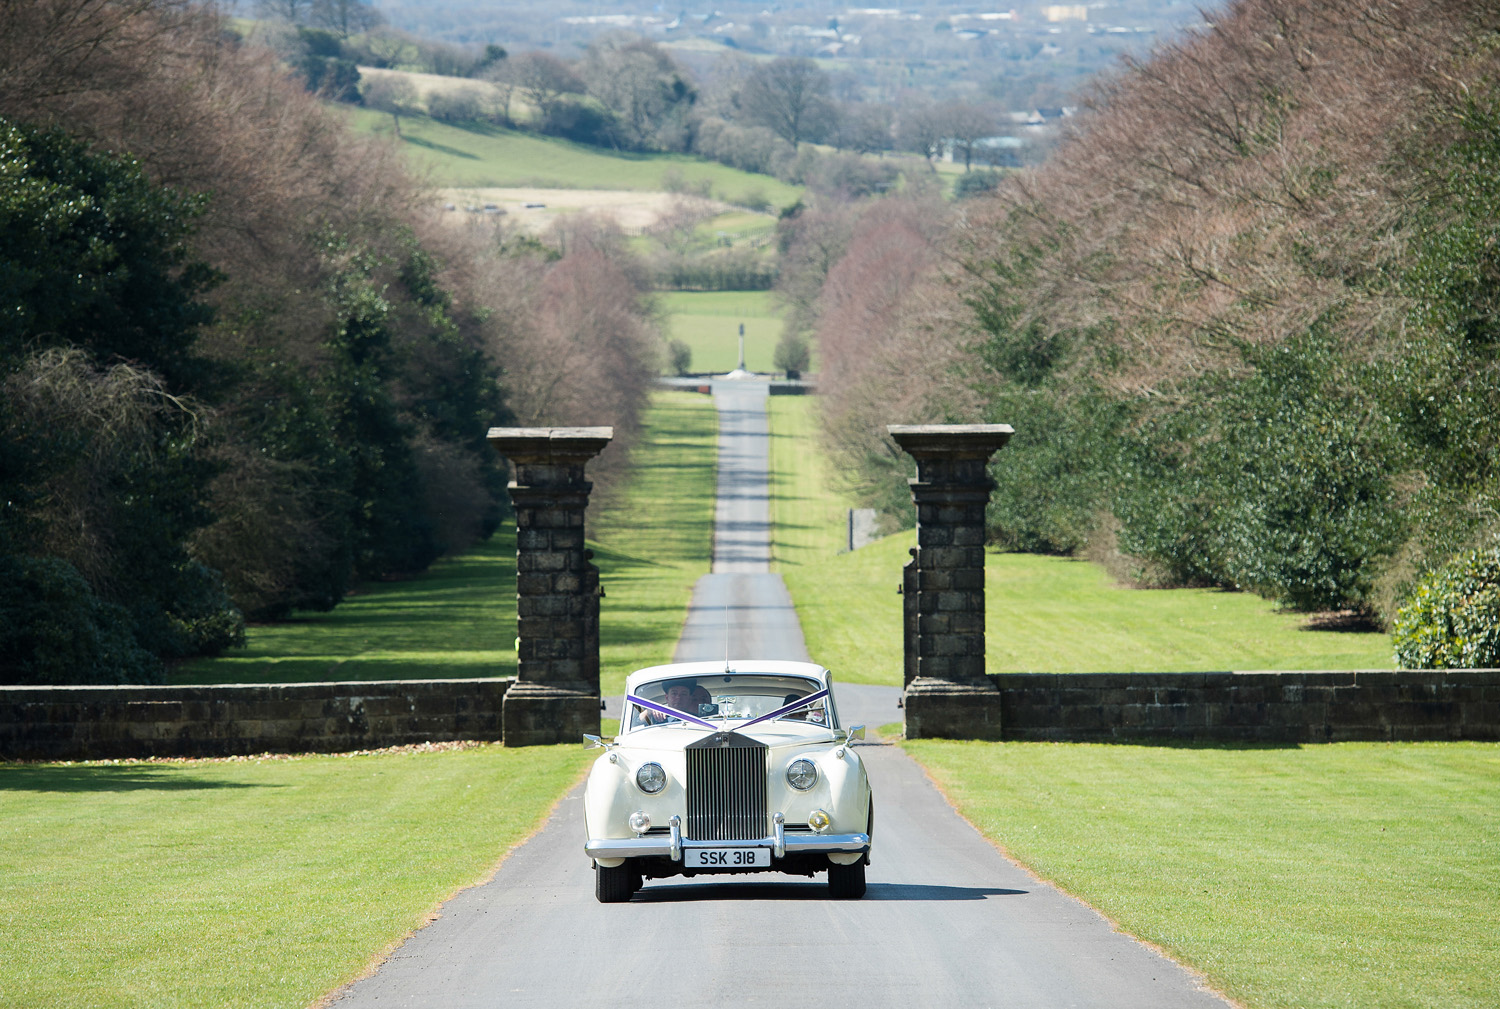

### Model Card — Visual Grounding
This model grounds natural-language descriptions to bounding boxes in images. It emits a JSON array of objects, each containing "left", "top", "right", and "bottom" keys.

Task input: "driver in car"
[{"left": 645, "top": 679, "right": 700, "bottom": 724}]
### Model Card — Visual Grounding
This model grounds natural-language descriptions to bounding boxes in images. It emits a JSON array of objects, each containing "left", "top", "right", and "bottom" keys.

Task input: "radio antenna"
[{"left": 723, "top": 597, "right": 731, "bottom": 673}]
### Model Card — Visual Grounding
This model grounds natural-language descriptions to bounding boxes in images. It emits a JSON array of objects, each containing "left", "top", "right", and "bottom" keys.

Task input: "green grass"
[
  {"left": 0, "top": 744, "right": 591, "bottom": 1008},
  {"left": 660, "top": 290, "right": 784, "bottom": 374},
  {"left": 173, "top": 391, "right": 715, "bottom": 691},
  {"left": 766, "top": 396, "right": 1395, "bottom": 684},
  {"left": 170, "top": 539, "right": 519, "bottom": 684},
  {"left": 903, "top": 739, "right": 1500, "bottom": 1009},
  {"left": 590, "top": 390, "right": 717, "bottom": 695},
  {"left": 343, "top": 107, "right": 802, "bottom": 207}
]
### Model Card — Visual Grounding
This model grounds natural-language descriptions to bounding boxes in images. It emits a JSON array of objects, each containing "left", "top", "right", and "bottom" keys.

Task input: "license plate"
[{"left": 686, "top": 847, "right": 770, "bottom": 868}]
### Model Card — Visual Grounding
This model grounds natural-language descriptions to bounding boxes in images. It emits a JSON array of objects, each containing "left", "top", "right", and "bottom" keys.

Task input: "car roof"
[{"left": 623, "top": 660, "right": 832, "bottom": 693}]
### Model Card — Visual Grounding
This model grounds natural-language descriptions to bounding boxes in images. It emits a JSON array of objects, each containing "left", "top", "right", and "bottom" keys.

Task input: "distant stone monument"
[
  {"left": 487, "top": 426, "right": 613, "bottom": 746},
  {"left": 887, "top": 424, "right": 1013, "bottom": 739}
]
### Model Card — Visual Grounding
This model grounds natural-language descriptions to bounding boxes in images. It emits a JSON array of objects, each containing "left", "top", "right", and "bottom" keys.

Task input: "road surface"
[{"left": 332, "top": 379, "right": 1230, "bottom": 1008}]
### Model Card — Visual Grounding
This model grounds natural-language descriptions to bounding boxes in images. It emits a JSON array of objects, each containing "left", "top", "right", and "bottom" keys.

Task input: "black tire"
[
  {"left": 828, "top": 860, "right": 866, "bottom": 899},
  {"left": 595, "top": 862, "right": 636, "bottom": 903}
]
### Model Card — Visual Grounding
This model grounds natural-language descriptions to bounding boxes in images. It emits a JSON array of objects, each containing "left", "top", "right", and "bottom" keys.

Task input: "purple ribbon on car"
[{"left": 624, "top": 688, "right": 831, "bottom": 731}]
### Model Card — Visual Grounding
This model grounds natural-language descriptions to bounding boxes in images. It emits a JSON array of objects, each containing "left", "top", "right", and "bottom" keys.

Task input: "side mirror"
[
  {"left": 583, "top": 734, "right": 605, "bottom": 749},
  {"left": 848, "top": 725, "right": 866, "bottom": 741}
]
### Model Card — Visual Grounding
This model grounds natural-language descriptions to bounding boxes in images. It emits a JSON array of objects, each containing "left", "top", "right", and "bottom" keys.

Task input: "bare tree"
[
  {"left": 310, "top": 0, "right": 380, "bottom": 40},
  {"left": 895, "top": 97, "right": 945, "bottom": 161},
  {"left": 507, "top": 50, "right": 585, "bottom": 122},
  {"left": 580, "top": 35, "right": 694, "bottom": 151},
  {"left": 739, "top": 57, "right": 835, "bottom": 149},
  {"left": 945, "top": 103, "right": 999, "bottom": 170},
  {"left": 255, "top": 0, "right": 313, "bottom": 25},
  {"left": 362, "top": 73, "right": 418, "bottom": 136}
]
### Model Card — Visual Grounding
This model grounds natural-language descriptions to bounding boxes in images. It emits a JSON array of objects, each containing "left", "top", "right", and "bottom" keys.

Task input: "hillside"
[{"left": 342, "top": 105, "right": 803, "bottom": 205}]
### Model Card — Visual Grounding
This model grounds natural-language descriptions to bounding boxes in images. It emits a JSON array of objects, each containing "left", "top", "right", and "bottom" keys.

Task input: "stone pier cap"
[
  {"left": 487, "top": 427, "right": 614, "bottom": 483},
  {"left": 888, "top": 424, "right": 1014, "bottom": 466}
]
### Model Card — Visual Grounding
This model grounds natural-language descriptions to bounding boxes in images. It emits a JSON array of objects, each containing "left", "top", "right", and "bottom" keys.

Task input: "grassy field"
[
  {"left": 342, "top": 106, "right": 802, "bottom": 208},
  {"left": 905, "top": 739, "right": 1500, "bottom": 1009},
  {"left": 0, "top": 744, "right": 591, "bottom": 1008},
  {"left": 660, "top": 290, "right": 784, "bottom": 374},
  {"left": 766, "top": 396, "right": 1396, "bottom": 683}
]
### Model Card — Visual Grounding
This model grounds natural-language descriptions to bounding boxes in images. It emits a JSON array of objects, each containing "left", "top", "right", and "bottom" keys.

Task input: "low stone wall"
[
  {"left": 0, "top": 678, "right": 514, "bottom": 761},
  {"left": 991, "top": 670, "right": 1500, "bottom": 742}
]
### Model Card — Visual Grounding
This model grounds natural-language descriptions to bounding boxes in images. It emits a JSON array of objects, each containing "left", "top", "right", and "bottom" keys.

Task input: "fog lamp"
[
  {"left": 629, "top": 810, "right": 652, "bottom": 835},
  {"left": 808, "top": 809, "right": 832, "bottom": 833}
]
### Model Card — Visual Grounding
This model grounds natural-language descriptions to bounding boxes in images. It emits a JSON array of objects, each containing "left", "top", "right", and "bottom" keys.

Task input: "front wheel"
[
  {"left": 828, "top": 861, "right": 866, "bottom": 899},
  {"left": 595, "top": 862, "right": 638, "bottom": 903}
]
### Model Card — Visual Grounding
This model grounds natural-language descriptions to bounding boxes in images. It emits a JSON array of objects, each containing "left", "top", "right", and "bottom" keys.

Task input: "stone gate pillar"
[
  {"left": 888, "top": 424, "right": 1013, "bottom": 740},
  {"left": 488, "top": 426, "right": 613, "bottom": 747}
]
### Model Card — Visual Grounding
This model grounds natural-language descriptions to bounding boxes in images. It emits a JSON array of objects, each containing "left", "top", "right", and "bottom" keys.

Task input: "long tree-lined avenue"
[{"left": 331, "top": 380, "right": 1231, "bottom": 1008}]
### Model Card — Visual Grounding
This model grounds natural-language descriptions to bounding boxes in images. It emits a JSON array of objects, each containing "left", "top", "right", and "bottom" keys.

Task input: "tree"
[
  {"left": 896, "top": 97, "right": 945, "bottom": 161},
  {"left": 362, "top": 74, "right": 419, "bottom": 136},
  {"left": 739, "top": 57, "right": 834, "bottom": 149},
  {"left": 828, "top": 102, "right": 892, "bottom": 154},
  {"left": 945, "top": 103, "right": 998, "bottom": 170},
  {"left": 507, "top": 51, "right": 585, "bottom": 122},
  {"left": 256, "top": 0, "right": 314, "bottom": 24},
  {"left": 310, "top": 0, "right": 381, "bottom": 40},
  {"left": 581, "top": 36, "right": 695, "bottom": 151}
]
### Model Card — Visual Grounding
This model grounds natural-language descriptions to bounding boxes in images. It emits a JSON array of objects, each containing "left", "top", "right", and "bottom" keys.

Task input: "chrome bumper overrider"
[{"left": 586, "top": 813, "right": 871, "bottom": 862}]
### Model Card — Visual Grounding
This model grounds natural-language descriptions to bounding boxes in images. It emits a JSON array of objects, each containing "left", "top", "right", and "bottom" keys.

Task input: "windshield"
[{"left": 625, "top": 673, "right": 833, "bottom": 731}]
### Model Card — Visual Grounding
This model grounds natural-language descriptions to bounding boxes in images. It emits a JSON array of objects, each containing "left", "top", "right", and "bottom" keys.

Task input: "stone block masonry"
[
  {"left": 0, "top": 679, "right": 514, "bottom": 761},
  {"left": 991, "top": 670, "right": 1500, "bottom": 742}
]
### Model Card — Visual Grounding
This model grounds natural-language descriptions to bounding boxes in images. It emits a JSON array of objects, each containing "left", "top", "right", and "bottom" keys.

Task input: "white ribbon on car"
[{"left": 624, "top": 688, "right": 831, "bottom": 731}]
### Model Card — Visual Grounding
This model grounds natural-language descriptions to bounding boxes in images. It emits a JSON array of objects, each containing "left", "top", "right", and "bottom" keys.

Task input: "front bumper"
[{"left": 585, "top": 813, "right": 871, "bottom": 862}]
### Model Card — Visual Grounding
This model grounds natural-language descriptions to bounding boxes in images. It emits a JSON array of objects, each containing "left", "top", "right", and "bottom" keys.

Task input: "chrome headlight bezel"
[
  {"left": 635, "top": 761, "right": 667, "bottom": 794},
  {"left": 786, "top": 757, "right": 818, "bottom": 791}
]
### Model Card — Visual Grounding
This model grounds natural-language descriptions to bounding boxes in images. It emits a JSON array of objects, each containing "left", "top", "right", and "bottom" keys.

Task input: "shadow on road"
[{"left": 633, "top": 881, "right": 1027, "bottom": 902}]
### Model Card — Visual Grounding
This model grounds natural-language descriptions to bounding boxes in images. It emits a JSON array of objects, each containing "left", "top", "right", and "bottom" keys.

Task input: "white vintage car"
[{"left": 584, "top": 660, "right": 873, "bottom": 902}]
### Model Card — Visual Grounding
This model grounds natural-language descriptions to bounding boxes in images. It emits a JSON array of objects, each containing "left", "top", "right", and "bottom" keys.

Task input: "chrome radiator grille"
[{"left": 686, "top": 735, "right": 768, "bottom": 841}]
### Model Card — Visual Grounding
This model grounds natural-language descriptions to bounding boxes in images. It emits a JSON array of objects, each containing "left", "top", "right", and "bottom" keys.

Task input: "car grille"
[{"left": 686, "top": 732, "right": 767, "bottom": 841}]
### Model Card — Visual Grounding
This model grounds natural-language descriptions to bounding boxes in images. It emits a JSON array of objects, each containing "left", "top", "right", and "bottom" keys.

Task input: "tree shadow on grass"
[
  {"left": 401, "top": 135, "right": 480, "bottom": 159},
  {"left": 0, "top": 766, "right": 276, "bottom": 792}
]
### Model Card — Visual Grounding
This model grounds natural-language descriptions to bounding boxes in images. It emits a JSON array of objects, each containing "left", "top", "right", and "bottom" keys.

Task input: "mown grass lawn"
[
  {"left": 904, "top": 739, "right": 1500, "bottom": 1009},
  {"left": 0, "top": 744, "right": 591, "bottom": 1009},
  {"left": 342, "top": 107, "right": 802, "bottom": 208},
  {"left": 660, "top": 290, "right": 784, "bottom": 374},
  {"left": 766, "top": 396, "right": 1395, "bottom": 683}
]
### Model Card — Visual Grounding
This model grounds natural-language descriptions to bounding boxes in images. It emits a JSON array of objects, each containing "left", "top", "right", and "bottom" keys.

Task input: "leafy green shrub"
[
  {"left": 667, "top": 338, "right": 692, "bottom": 376},
  {"left": 773, "top": 332, "right": 810, "bottom": 379},
  {"left": 0, "top": 557, "right": 161, "bottom": 684},
  {"left": 1391, "top": 545, "right": 1500, "bottom": 669}
]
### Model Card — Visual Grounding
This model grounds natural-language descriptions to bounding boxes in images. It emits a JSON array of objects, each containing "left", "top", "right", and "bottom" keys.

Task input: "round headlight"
[
  {"left": 787, "top": 758, "right": 818, "bottom": 791},
  {"left": 636, "top": 762, "right": 666, "bottom": 794}
]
